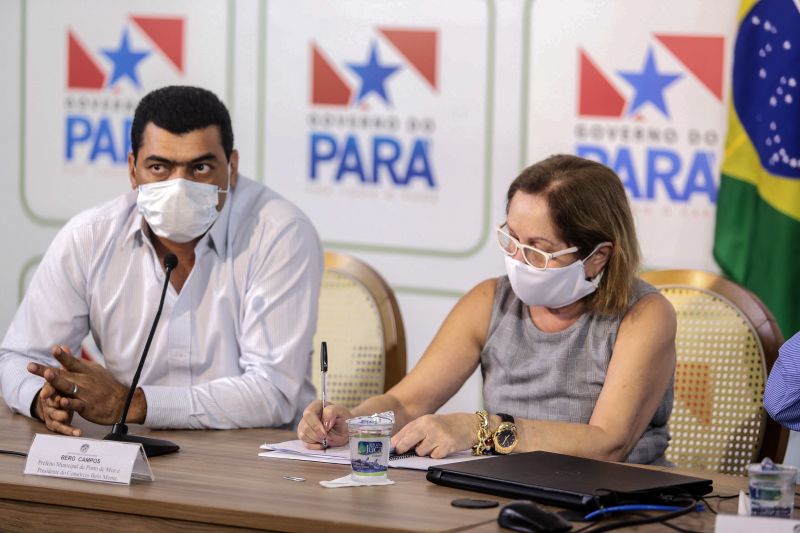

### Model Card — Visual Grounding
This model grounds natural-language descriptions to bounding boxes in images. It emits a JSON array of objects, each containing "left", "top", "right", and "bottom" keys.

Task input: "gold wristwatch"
[{"left": 492, "top": 413, "right": 518, "bottom": 454}]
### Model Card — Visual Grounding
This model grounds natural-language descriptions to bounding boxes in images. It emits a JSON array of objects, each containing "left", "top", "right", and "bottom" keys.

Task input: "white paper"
[
  {"left": 259, "top": 439, "right": 491, "bottom": 471},
  {"left": 320, "top": 474, "right": 396, "bottom": 488},
  {"left": 259, "top": 450, "right": 350, "bottom": 466},
  {"left": 716, "top": 514, "right": 800, "bottom": 532},
  {"left": 737, "top": 490, "right": 750, "bottom": 516},
  {"left": 24, "top": 434, "right": 154, "bottom": 485},
  {"left": 389, "top": 450, "right": 484, "bottom": 470}
]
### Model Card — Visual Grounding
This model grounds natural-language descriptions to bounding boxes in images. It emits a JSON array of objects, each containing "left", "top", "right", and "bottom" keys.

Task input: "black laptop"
[{"left": 426, "top": 451, "right": 713, "bottom": 510}]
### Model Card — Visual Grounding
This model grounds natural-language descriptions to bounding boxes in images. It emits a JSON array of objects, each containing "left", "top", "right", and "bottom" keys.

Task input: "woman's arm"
[
  {"left": 391, "top": 291, "right": 676, "bottom": 460},
  {"left": 509, "top": 291, "right": 677, "bottom": 461},
  {"left": 298, "top": 279, "right": 496, "bottom": 447},
  {"left": 352, "top": 279, "right": 496, "bottom": 426}
]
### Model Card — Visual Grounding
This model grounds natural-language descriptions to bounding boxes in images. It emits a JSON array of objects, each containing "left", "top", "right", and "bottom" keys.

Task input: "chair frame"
[
  {"left": 640, "top": 269, "right": 789, "bottom": 465},
  {"left": 323, "top": 251, "right": 407, "bottom": 392}
]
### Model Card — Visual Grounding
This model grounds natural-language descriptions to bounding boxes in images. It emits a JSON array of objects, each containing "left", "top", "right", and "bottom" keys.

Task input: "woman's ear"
[{"left": 585, "top": 243, "right": 612, "bottom": 278}]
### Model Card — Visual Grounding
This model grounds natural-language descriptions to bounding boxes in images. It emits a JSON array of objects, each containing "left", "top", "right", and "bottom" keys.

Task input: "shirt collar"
[
  {"left": 206, "top": 186, "right": 232, "bottom": 257},
  {"left": 122, "top": 191, "right": 144, "bottom": 248}
]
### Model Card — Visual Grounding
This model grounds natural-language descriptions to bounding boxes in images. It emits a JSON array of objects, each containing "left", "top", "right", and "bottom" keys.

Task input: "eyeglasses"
[{"left": 496, "top": 223, "right": 579, "bottom": 270}]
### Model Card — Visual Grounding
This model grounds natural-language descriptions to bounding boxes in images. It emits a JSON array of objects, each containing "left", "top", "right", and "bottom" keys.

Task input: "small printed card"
[
  {"left": 24, "top": 434, "right": 154, "bottom": 485},
  {"left": 716, "top": 514, "right": 800, "bottom": 532}
]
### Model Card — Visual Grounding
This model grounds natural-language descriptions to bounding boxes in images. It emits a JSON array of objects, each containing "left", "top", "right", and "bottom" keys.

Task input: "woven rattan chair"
[
  {"left": 311, "top": 251, "right": 406, "bottom": 409},
  {"left": 639, "top": 269, "right": 788, "bottom": 475}
]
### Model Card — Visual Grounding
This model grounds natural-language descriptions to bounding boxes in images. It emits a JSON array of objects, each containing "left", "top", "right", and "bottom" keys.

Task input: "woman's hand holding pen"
[{"left": 298, "top": 400, "right": 351, "bottom": 449}]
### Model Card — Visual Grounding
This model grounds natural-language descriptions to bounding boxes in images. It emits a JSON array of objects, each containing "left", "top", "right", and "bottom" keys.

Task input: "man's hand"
[
  {"left": 34, "top": 381, "right": 81, "bottom": 437},
  {"left": 27, "top": 345, "right": 146, "bottom": 426}
]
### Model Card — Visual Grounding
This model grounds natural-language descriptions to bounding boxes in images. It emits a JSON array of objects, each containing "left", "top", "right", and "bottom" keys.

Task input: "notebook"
[
  {"left": 259, "top": 439, "right": 493, "bottom": 470},
  {"left": 426, "top": 451, "right": 713, "bottom": 510}
]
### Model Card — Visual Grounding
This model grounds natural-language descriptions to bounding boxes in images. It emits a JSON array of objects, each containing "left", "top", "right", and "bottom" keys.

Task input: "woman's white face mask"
[
  {"left": 504, "top": 243, "right": 608, "bottom": 309},
  {"left": 136, "top": 174, "right": 229, "bottom": 243}
]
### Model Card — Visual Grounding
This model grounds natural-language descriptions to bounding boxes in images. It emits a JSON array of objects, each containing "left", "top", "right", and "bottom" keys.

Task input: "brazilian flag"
[{"left": 714, "top": 0, "right": 800, "bottom": 337}]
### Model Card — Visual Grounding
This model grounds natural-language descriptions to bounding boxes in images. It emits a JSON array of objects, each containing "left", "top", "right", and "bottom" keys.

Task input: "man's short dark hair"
[{"left": 131, "top": 86, "right": 234, "bottom": 161}]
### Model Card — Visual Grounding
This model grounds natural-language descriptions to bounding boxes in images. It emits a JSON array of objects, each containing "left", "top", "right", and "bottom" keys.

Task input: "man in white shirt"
[{"left": 0, "top": 86, "right": 323, "bottom": 435}]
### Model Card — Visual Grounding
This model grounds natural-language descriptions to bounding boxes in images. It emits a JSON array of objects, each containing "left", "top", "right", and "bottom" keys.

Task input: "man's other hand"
[
  {"left": 33, "top": 381, "right": 81, "bottom": 437},
  {"left": 27, "top": 345, "right": 146, "bottom": 426}
]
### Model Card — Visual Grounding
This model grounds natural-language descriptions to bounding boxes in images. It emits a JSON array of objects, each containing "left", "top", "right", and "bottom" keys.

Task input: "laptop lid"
[{"left": 426, "top": 451, "right": 713, "bottom": 510}]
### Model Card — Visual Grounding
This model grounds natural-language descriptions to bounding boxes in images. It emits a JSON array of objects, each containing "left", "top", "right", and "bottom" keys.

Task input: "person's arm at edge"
[
  {"left": 764, "top": 331, "right": 800, "bottom": 430},
  {"left": 0, "top": 219, "right": 90, "bottom": 421}
]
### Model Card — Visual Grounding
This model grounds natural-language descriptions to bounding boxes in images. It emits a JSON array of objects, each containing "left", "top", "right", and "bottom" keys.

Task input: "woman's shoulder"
[
  {"left": 438, "top": 278, "right": 499, "bottom": 348},
  {"left": 622, "top": 279, "right": 676, "bottom": 332},
  {"left": 457, "top": 277, "right": 517, "bottom": 328},
  {"left": 461, "top": 278, "right": 499, "bottom": 309},
  {"left": 631, "top": 278, "right": 660, "bottom": 301}
]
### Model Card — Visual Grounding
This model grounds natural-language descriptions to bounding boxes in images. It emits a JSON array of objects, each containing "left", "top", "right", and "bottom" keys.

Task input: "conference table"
[{"left": 0, "top": 403, "right": 753, "bottom": 532}]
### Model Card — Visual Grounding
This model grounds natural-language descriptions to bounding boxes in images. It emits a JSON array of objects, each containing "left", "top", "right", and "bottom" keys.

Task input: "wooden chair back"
[
  {"left": 311, "top": 251, "right": 406, "bottom": 408},
  {"left": 640, "top": 269, "right": 787, "bottom": 475}
]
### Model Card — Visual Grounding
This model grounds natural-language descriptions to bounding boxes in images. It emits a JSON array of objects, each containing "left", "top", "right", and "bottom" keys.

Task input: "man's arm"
[
  {"left": 0, "top": 220, "right": 90, "bottom": 418},
  {"left": 140, "top": 218, "right": 323, "bottom": 429},
  {"left": 764, "top": 332, "right": 800, "bottom": 430}
]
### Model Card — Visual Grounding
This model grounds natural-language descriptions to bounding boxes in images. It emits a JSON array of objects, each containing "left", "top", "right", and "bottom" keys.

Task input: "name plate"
[
  {"left": 24, "top": 434, "right": 154, "bottom": 485},
  {"left": 716, "top": 514, "right": 800, "bottom": 532}
]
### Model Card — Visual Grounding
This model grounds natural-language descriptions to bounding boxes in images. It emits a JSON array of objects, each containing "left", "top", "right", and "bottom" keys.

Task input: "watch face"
[{"left": 496, "top": 429, "right": 516, "bottom": 448}]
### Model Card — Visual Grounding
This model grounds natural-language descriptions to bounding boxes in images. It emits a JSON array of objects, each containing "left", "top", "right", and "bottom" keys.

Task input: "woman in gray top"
[{"left": 299, "top": 154, "right": 676, "bottom": 464}]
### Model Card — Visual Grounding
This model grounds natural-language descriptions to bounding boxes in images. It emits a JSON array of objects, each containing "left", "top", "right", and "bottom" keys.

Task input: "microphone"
[{"left": 104, "top": 253, "right": 180, "bottom": 457}]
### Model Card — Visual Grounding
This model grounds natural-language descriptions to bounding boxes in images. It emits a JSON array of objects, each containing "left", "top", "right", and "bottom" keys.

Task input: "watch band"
[{"left": 496, "top": 413, "right": 515, "bottom": 424}]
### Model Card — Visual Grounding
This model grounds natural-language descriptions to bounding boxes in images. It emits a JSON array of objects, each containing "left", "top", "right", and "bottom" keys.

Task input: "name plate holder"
[
  {"left": 24, "top": 433, "right": 154, "bottom": 485},
  {"left": 716, "top": 514, "right": 800, "bottom": 532}
]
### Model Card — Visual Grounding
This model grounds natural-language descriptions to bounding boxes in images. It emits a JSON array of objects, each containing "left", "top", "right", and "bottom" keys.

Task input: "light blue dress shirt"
[
  {"left": 0, "top": 177, "right": 323, "bottom": 429},
  {"left": 764, "top": 331, "right": 800, "bottom": 430}
]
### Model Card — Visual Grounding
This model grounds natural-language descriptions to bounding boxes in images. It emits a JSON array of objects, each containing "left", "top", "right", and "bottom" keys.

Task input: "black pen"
[{"left": 320, "top": 341, "right": 328, "bottom": 450}]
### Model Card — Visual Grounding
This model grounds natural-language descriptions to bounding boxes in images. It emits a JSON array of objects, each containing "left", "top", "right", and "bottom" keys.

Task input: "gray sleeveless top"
[{"left": 481, "top": 277, "right": 672, "bottom": 465}]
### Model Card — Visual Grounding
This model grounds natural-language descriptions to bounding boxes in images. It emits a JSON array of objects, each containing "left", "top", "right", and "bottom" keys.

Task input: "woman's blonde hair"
[{"left": 506, "top": 154, "right": 641, "bottom": 316}]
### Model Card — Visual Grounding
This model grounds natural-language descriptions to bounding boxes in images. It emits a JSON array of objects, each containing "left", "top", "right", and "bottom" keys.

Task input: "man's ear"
[
  {"left": 128, "top": 152, "right": 138, "bottom": 190},
  {"left": 229, "top": 149, "right": 239, "bottom": 188}
]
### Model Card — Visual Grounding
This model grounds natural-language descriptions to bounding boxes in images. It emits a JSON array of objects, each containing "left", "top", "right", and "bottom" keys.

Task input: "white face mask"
[
  {"left": 503, "top": 244, "right": 606, "bottom": 309},
  {"left": 136, "top": 176, "right": 229, "bottom": 243}
]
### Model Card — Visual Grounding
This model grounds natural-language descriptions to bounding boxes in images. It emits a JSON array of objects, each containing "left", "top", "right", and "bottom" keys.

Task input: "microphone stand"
[{"left": 104, "top": 254, "right": 180, "bottom": 457}]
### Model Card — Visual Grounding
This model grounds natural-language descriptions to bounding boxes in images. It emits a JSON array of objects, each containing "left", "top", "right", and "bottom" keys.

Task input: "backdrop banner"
[
  {"left": 524, "top": 0, "right": 739, "bottom": 270},
  {"left": 23, "top": 0, "right": 230, "bottom": 225},
  {"left": 2, "top": 0, "right": 750, "bottom": 416}
]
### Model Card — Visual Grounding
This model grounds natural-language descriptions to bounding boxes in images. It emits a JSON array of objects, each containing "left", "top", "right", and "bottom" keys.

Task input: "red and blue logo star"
[
  {"left": 67, "top": 16, "right": 184, "bottom": 91},
  {"left": 578, "top": 35, "right": 724, "bottom": 119},
  {"left": 310, "top": 29, "right": 438, "bottom": 108}
]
